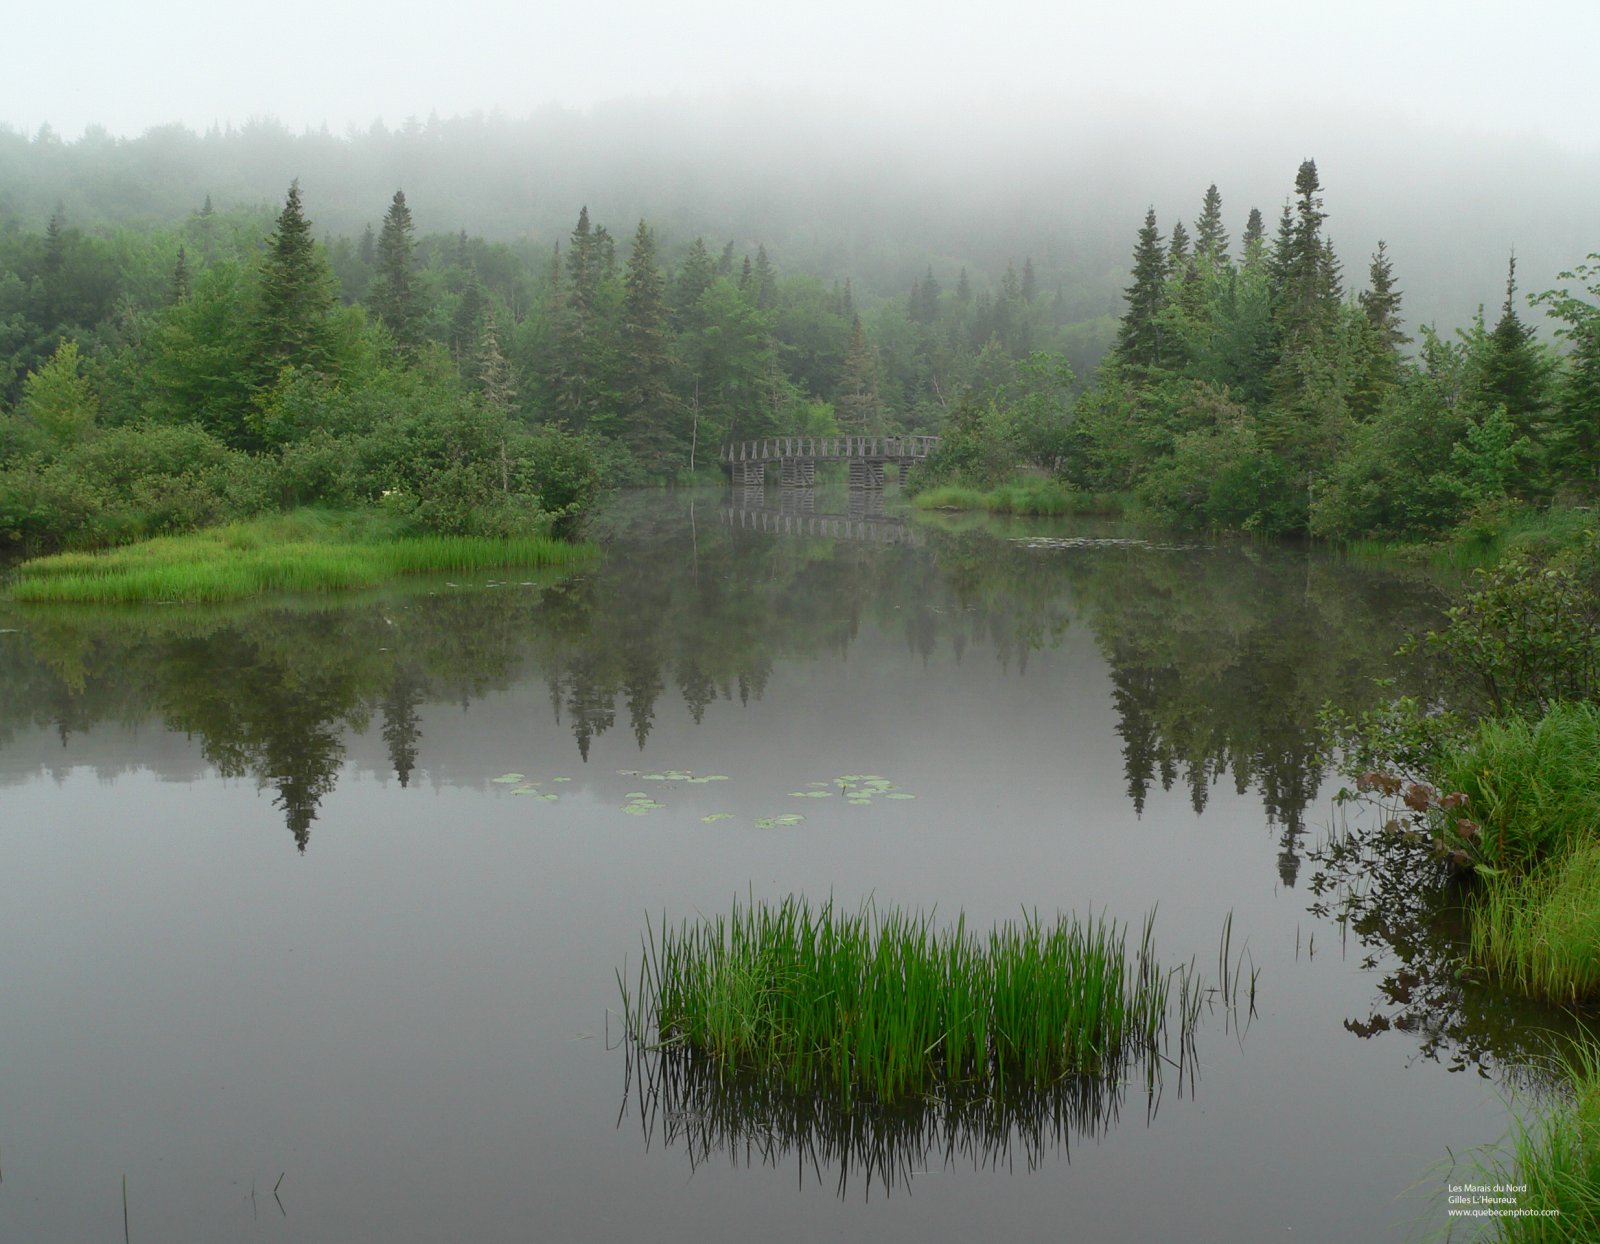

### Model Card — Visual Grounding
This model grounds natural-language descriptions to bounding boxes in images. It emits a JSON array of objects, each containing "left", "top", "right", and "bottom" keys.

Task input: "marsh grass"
[
  {"left": 1450, "top": 1041, "right": 1600, "bottom": 1241},
  {"left": 1438, "top": 705, "right": 1600, "bottom": 875},
  {"left": 6, "top": 510, "right": 592, "bottom": 604},
  {"left": 1469, "top": 843, "right": 1600, "bottom": 1004},
  {"left": 622, "top": 896, "right": 1223, "bottom": 1107},
  {"left": 911, "top": 482, "right": 1127, "bottom": 517}
]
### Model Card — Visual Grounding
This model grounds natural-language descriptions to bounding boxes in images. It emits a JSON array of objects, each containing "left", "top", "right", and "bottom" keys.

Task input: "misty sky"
[{"left": 8, "top": 0, "right": 1599, "bottom": 155}]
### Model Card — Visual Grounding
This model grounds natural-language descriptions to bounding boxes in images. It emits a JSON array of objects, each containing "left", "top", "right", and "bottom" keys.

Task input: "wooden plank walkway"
[{"left": 721, "top": 435, "right": 940, "bottom": 488}]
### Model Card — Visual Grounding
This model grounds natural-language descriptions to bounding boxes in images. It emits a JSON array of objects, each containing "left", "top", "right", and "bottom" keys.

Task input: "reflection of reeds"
[
  {"left": 620, "top": 1029, "right": 1152, "bottom": 1198},
  {"left": 618, "top": 897, "right": 1251, "bottom": 1196}
]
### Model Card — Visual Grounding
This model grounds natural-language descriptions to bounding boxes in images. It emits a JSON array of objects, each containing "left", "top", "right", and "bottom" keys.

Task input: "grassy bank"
[
  {"left": 5, "top": 509, "right": 592, "bottom": 604},
  {"left": 1338, "top": 504, "right": 1596, "bottom": 571},
  {"left": 910, "top": 479, "right": 1129, "bottom": 517},
  {"left": 623, "top": 895, "right": 1226, "bottom": 1106},
  {"left": 1458, "top": 1042, "right": 1600, "bottom": 1241}
]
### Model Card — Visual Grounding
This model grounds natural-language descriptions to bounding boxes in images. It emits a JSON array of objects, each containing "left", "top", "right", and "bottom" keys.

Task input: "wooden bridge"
[{"left": 720, "top": 435, "right": 940, "bottom": 489}]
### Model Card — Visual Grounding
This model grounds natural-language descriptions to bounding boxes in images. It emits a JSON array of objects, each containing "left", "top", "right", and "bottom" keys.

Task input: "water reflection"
[
  {"left": 619, "top": 1033, "right": 1192, "bottom": 1199},
  {"left": 1308, "top": 820, "right": 1597, "bottom": 1081},
  {"left": 0, "top": 492, "right": 1443, "bottom": 859}
]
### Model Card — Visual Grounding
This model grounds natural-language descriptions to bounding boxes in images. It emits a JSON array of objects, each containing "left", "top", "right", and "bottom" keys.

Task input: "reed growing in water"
[{"left": 622, "top": 895, "right": 1226, "bottom": 1106}]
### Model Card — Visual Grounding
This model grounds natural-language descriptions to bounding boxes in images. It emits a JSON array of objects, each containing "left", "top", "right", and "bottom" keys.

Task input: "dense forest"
[
  {"left": 0, "top": 119, "right": 1596, "bottom": 552},
  {"left": 0, "top": 156, "right": 1108, "bottom": 551},
  {"left": 931, "top": 160, "right": 1600, "bottom": 542}
]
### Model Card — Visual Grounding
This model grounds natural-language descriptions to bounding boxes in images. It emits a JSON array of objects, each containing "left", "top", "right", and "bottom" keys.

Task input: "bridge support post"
[
  {"left": 780, "top": 458, "right": 816, "bottom": 488},
  {"left": 733, "top": 461, "right": 766, "bottom": 487},
  {"left": 848, "top": 460, "right": 885, "bottom": 490}
]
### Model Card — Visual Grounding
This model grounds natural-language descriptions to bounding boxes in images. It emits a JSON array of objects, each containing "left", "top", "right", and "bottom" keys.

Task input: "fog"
[
  {"left": 4, "top": 0, "right": 1598, "bottom": 334},
  {"left": 4, "top": 93, "right": 1597, "bottom": 335}
]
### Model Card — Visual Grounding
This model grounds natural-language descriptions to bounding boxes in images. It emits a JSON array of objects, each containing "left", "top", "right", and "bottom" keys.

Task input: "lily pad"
[
  {"left": 847, "top": 797, "right": 874, "bottom": 806},
  {"left": 552, "top": 777, "right": 572, "bottom": 783},
  {"left": 885, "top": 792, "right": 916, "bottom": 800},
  {"left": 789, "top": 790, "right": 834, "bottom": 798},
  {"left": 755, "top": 813, "right": 805, "bottom": 828},
  {"left": 702, "top": 813, "right": 735, "bottom": 823},
  {"left": 491, "top": 773, "right": 525, "bottom": 783}
]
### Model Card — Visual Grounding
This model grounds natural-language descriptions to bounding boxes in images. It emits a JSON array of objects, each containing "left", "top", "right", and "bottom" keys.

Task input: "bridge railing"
[{"left": 720, "top": 435, "right": 940, "bottom": 463}]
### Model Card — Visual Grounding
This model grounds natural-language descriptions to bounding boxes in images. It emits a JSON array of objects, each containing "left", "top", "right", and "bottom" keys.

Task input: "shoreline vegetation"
[{"left": 4, "top": 509, "right": 592, "bottom": 604}]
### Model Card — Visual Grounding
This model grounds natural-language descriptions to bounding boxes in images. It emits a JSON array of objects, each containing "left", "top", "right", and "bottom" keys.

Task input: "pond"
[{"left": 0, "top": 489, "right": 1575, "bottom": 1241}]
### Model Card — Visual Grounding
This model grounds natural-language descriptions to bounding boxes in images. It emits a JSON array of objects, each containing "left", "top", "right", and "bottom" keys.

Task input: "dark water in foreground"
[{"left": 0, "top": 491, "right": 1577, "bottom": 1242}]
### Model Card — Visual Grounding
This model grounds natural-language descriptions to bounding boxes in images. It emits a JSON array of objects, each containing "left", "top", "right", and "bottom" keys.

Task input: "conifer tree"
[
  {"left": 836, "top": 315, "right": 883, "bottom": 433},
  {"left": 1167, "top": 221, "right": 1191, "bottom": 276},
  {"left": 1116, "top": 208, "right": 1167, "bottom": 369},
  {"left": 476, "top": 306, "right": 517, "bottom": 415},
  {"left": 738, "top": 255, "right": 753, "bottom": 293},
  {"left": 752, "top": 245, "right": 777, "bottom": 311},
  {"left": 1021, "top": 257, "right": 1038, "bottom": 302},
  {"left": 358, "top": 223, "right": 375, "bottom": 268},
  {"left": 619, "top": 220, "right": 682, "bottom": 467},
  {"left": 451, "top": 278, "right": 486, "bottom": 375},
  {"left": 717, "top": 240, "right": 736, "bottom": 278},
  {"left": 171, "top": 246, "right": 191, "bottom": 305},
  {"left": 956, "top": 268, "right": 971, "bottom": 303},
  {"left": 370, "top": 189, "right": 421, "bottom": 356},
  {"left": 1358, "top": 241, "right": 1408, "bottom": 351},
  {"left": 1240, "top": 207, "right": 1267, "bottom": 270},
  {"left": 253, "top": 180, "right": 338, "bottom": 387},
  {"left": 1479, "top": 254, "right": 1551, "bottom": 431},
  {"left": 673, "top": 238, "right": 716, "bottom": 329},
  {"left": 1194, "top": 184, "right": 1230, "bottom": 265}
]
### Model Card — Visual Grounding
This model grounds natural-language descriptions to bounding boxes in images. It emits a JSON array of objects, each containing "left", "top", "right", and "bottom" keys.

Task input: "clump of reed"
[
  {"left": 7, "top": 513, "right": 592, "bottom": 604},
  {"left": 622, "top": 896, "right": 1232, "bottom": 1106}
]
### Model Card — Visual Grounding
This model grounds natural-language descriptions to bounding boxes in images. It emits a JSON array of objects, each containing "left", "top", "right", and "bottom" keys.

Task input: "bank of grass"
[
  {"left": 1461, "top": 1042, "right": 1600, "bottom": 1242},
  {"left": 1425, "top": 704, "right": 1600, "bottom": 1003},
  {"left": 911, "top": 479, "right": 1129, "bottom": 517},
  {"left": 1339, "top": 503, "right": 1596, "bottom": 571},
  {"left": 623, "top": 895, "right": 1212, "bottom": 1106},
  {"left": 1470, "top": 844, "right": 1600, "bottom": 1004},
  {"left": 5, "top": 509, "right": 592, "bottom": 604}
]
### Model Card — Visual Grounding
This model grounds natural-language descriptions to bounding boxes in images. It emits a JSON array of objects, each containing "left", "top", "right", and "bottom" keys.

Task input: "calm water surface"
[{"left": 0, "top": 491, "right": 1572, "bottom": 1242}]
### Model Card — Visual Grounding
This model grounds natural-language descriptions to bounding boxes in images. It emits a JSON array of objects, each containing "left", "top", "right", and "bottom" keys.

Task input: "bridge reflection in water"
[{"left": 721, "top": 489, "right": 924, "bottom": 546}]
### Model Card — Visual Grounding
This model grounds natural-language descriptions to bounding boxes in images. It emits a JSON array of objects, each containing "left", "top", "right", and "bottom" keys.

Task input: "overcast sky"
[{"left": 6, "top": 0, "right": 1599, "bottom": 155}]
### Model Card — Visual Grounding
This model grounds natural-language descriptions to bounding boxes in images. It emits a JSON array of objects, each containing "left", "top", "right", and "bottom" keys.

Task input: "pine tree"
[
  {"left": 171, "top": 246, "right": 191, "bottom": 305},
  {"left": 1241, "top": 208, "right": 1266, "bottom": 270},
  {"left": 370, "top": 189, "right": 421, "bottom": 356},
  {"left": 752, "top": 245, "right": 777, "bottom": 311},
  {"left": 476, "top": 306, "right": 517, "bottom": 416},
  {"left": 738, "top": 255, "right": 753, "bottom": 293},
  {"left": 717, "top": 240, "right": 736, "bottom": 278},
  {"left": 1194, "top": 184, "right": 1230, "bottom": 265},
  {"left": 1479, "top": 254, "right": 1551, "bottom": 431},
  {"left": 956, "top": 268, "right": 971, "bottom": 303},
  {"left": 836, "top": 315, "right": 883, "bottom": 433},
  {"left": 1358, "top": 241, "right": 1409, "bottom": 351},
  {"left": 673, "top": 238, "right": 717, "bottom": 329},
  {"left": 619, "top": 220, "right": 682, "bottom": 467},
  {"left": 253, "top": 180, "right": 338, "bottom": 387},
  {"left": 1167, "top": 221, "right": 1191, "bottom": 276},
  {"left": 1116, "top": 208, "right": 1167, "bottom": 369},
  {"left": 358, "top": 224, "right": 375, "bottom": 268},
  {"left": 451, "top": 278, "right": 485, "bottom": 375},
  {"left": 1021, "top": 257, "right": 1038, "bottom": 302}
]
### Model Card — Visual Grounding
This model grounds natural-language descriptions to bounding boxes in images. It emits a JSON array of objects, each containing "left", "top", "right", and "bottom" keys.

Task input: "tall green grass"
[
  {"left": 6, "top": 511, "right": 592, "bottom": 604},
  {"left": 911, "top": 481, "right": 1128, "bottom": 517},
  {"left": 622, "top": 896, "right": 1225, "bottom": 1106},
  {"left": 1438, "top": 704, "right": 1600, "bottom": 875},
  {"left": 1455, "top": 1041, "right": 1600, "bottom": 1241},
  {"left": 1469, "top": 843, "right": 1600, "bottom": 1004}
]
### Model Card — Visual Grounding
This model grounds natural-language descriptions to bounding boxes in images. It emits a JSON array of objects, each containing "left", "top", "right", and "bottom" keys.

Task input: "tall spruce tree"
[
  {"left": 1116, "top": 208, "right": 1167, "bottom": 369},
  {"left": 370, "top": 189, "right": 421, "bottom": 356},
  {"left": 253, "top": 180, "right": 338, "bottom": 388},
  {"left": 171, "top": 246, "right": 191, "bottom": 305},
  {"left": 1194, "top": 184, "right": 1230, "bottom": 265},
  {"left": 836, "top": 315, "right": 884, "bottom": 433},
  {"left": 1358, "top": 241, "right": 1409, "bottom": 351},
  {"left": 1479, "top": 254, "right": 1551, "bottom": 431},
  {"left": 619, "top": 220, "right": 682, "bottom": 468}
]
